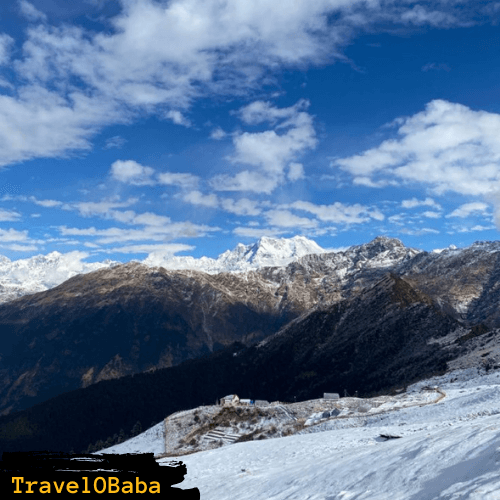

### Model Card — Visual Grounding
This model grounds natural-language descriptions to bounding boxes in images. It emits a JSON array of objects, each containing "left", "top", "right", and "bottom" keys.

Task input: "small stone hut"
[{"left": 219, "top": 394, "right": 240, "bottom": 406}]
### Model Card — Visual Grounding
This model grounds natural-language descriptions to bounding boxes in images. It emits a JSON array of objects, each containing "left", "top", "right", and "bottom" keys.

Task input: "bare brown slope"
[{"left": 0, "top": 262, "right": 302, "bottom": 415}]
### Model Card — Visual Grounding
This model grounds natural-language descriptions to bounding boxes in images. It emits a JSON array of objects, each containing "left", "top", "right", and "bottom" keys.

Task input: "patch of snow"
[
  {"left": 156, "top": 368, "right": 500, "bottom": 499},
  {"left": 98, "top": 421, "right": 165, "bottom": 456}
]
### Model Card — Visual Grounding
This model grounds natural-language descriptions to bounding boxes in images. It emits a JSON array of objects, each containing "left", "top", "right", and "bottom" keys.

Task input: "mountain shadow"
[{"left": 0, "top": 273, "right": 462, "bottom": 455}]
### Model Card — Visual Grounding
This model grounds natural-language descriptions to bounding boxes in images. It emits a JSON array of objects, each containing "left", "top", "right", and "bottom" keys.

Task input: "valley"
[{"left": 1, "top": 235, "right": 500, "bottom": 465}]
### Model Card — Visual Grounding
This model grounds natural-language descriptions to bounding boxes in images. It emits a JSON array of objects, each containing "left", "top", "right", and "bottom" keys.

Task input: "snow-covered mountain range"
[
  {"left": 0, "top": 235, "right": 326, "bottom": 304},
  {"left": 0, "top": 233, "right": 479, "bottom": 306},
  {"left": 2, "top": 234, "right": 500, "bottom": 417},
  {"left": 143, "top": 234, "right": 326, "bottom": 272}
]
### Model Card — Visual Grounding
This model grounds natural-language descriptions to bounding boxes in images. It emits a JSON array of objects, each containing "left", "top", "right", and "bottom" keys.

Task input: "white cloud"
[
  {"left": 0, "top": 228, "right": 29, "bottom": 242},
  {"left": 352, "top": 176, "right": 393, "bottom": 188},
  {"left": 111, "top": 160, "right": 155, "bottom": 185},
  {"left": 264, "top": 209, "right": 318, "bottom": 228},
  {"left": 388, "top": 214, "right": 404, "bottom": 225},
  {"left": 106, "top": 243, "right": 194, "bottom": 255},
  {"left": 1, "top": 194, "right": 63, "bottom": 209},
  {"left": 166, "top": 110, "right": 191, "bottom": 127},
  {"left": 182, "top": 190, "right": 219, "bottom": 208},
  {"left": 289, "top": 200, "right": 384, "bottom": 224},
  {"left": 0, "top": 208, "right": 21, "bottom": 221},
  {"left": 72, "top": 198, "right": 138, "bottom": 219},
  {"left": 58, "top": 219, "right": 219, "bottom": 244},
  {"left": 210, "top": 127, "right": 227, "bottom": 140},
  {"left": 210, "top": 170, "right": 279, "bottom": 194},
  {"left": 401, "top": 5, "right": 456, "bottom": 27},
  {"left": 110, "top": 159, "right": 201, "bottom": 189},
  {"left": 18, "top": 1, "right": 47, "bottom": 22},
  {"left": 29, "top": 196, "right": 63, "bottom": 208},
  {"left": 446, "top": 202, "right": 490, "bottom": 218},
  {"left": 132, "top": 212, "right": 172, "bottom": 226},
  {"left": 401, "top": 197, "right": 441, "bottom": 209},
  {"left": 104, "top": 136, "right": 127, "bottom": 150},
  {"left": 220, "top": 198, "right": 261, "bottom": 216},
  {"left": 0, "top": 34, "right": 14, "bottom": 66},
  {"left": 421, "top": 210, "right": 441, "bottom": 219},
  {"left": 233, "top": 226, "right": 286, "bottom": 238},
  {"left": 238, "top": 99, "right": 310, "bottom": 125},
  {"left": 0, "top": 243, "right": 39, "bottom": 252},
  {"left": 0, "top": 86, "right": 124, "bottom": 167},
  {"left": 288, "top": 162, "right": 305, "bottom": 181},
  {"left": 180, "top": 190, "right": 263, "bottom": 215},
  {"left": 214, "top": 100, "right": 317, "bottom": 193},
  {"left": 400, "top": 227, "right": 440, "bottom": 236},
  {"left": 422, "top": 62, "right": 451, "bottom": 72},
  {"left": 0, "top": 77, "right": 13, "bottom": 89},
  {"left": 336, "top": 100, "right": 500, "bottom": 197},
  {"left": 454, "top": 224, "right": 495, "bottom": 233},
  {"left": 157, "top": 171, "right": 200, "bottom": 189},
  {"left": 0, "top": 1, "right": 492, "bottom": 167}
]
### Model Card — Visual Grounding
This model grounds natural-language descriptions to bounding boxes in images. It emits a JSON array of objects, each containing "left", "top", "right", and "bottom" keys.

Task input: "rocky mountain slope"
[
  {"left": 0, "top": 263, "right": 296, "bottom": 415},
  {"left": 2, "top": 269, "right": 497, "bottom": 454},
  {"left": 399, "top": 241, "right": 500, "bottom": 326},
  {"left": 1, "top": 235, "right": 499, "bottom": 418}
]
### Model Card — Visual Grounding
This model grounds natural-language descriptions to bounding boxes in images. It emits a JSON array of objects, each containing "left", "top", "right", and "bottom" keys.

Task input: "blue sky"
[{"left": 1, "top": 0, "right": 500, "bottom": 262}]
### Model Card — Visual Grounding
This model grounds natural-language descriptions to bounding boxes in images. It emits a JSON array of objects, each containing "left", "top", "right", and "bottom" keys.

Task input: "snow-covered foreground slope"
[
  {"left": 100, "top": 421, "right": 166, "bottom": 456},
  {"left": 149, "top": 369, "right": 500, "bottom": 500}
]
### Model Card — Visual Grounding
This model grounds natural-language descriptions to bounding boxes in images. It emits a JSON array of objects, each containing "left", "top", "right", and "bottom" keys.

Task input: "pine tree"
[
  {"left": 131, "top": 421, "right": 142, "bottom": 437},
  {"left": 118, "top": 428, "right": 126, "bottom": 443}
]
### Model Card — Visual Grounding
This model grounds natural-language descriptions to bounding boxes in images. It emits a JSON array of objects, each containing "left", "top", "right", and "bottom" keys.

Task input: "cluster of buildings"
[
  {"left": 217, "top": 395, "right": 269, "bottom": 407},
  {"left": 217, "top": 393, "right": 340, "bottom": 407}
]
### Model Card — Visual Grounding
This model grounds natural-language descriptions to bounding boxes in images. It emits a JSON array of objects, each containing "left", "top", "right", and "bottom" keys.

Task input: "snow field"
[{"left": 158, "top": 368, "right": 500, "bottom": 499}]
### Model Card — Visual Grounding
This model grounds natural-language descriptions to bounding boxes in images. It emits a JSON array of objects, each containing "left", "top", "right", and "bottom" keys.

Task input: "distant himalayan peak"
[
  {"left": 218, "top": 235, "right": 326, "bottom": 268},
  {"left": 143, "top": 235, "right": 327, "bottom": 273}
]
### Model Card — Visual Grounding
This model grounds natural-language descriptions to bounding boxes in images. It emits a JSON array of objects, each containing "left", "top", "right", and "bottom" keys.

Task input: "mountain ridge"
[
  {"left": 1, "top": 235, "right": 499, "bottom": 417},
  {"left": 0, "top": 235, "right": 326, "bottom": 304}
]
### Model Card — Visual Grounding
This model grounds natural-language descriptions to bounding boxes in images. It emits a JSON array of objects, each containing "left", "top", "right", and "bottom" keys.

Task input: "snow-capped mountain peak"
[
  {"left": 217, "top": 235, "right": 326, "bottom": 270},
  {"left": 145, "top": 235, "right": 327, "bottom": 274},
  {"left": 0, "top": 251, "right": 120, "bottom": 303}
]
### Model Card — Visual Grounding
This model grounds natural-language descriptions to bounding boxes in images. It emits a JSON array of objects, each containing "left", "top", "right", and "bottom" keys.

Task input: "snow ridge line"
[{"left": 303, "top": 388, "right": 446, "bottom": 430}]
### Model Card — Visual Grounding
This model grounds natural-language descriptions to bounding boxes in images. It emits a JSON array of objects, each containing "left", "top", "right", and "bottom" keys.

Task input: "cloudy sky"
[{"left": 0, "top": 0, "right": 500, "bottom": 261}]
